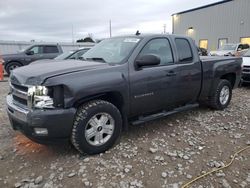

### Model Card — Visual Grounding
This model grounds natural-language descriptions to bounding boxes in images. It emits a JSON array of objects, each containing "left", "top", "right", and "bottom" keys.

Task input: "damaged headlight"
[{"left": 28, "top": 86, "right": 54, "bottom": 109}]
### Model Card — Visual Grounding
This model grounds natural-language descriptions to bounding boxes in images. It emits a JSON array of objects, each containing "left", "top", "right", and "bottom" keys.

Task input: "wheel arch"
[
  {"left": 6, "top": 60, "right": 23, "bottom": 67},
  {"left": 73, "top": 91, "right": 128, "bottom": 131},
  {"left": 220, "top": 73, "right": 236, "bottom": 88},
  {"left": 5, "top": 61, "right": 23, "bottom": 73}
]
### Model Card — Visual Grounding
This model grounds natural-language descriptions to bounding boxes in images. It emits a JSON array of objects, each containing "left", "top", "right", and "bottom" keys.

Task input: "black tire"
[
  {"left": 6, "top": 62, "right": 22, "bottom": 75},
  {"left": 71, "top": 100, "right": 122, "bottom": 155},
  {"left": 208, "top": 79, "right": 232, "bottom": 110}
]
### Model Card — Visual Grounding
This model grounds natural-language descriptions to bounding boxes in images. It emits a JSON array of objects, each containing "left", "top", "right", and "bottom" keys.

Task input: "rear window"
[
  {"left": 175, "top": 38, "right": 193, "bottom": 63},
  {"left": 43, "top": 46, "right": 59, "bottom": 53}
]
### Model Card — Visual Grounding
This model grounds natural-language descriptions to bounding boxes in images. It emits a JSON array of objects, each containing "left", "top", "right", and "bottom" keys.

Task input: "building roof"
[{"left": 172, "top": 0, "right": 233, "bottom": 16}]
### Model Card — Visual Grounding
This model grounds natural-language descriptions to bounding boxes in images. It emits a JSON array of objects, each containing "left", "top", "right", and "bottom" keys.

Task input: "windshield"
[
  {"left": 220, "top": 44, "right": 237, "bottom": 51},
  {"left": 54, "top": 51, "right": 74, "bottom": 60},
  {"left": 67, "top": 49, "right": 89, "bottom": 59},
  {"left": 81, "top": 37, "right": 141, "bottom": 63},
  {"left": 243, "top": 49, "right": 250, "bottom": 57}
]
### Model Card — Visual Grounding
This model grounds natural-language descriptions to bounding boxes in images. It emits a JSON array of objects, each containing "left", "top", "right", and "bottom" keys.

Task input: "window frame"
[
  {"left": 135, "top": 37, "right": 175, "bottom": 68},
  {"left": 175, "top": 38, "right": 194, "bottom": 64},
  {"left": 199, "top": 39, "right": 208, "bottom": 50},
  {"left": 218, "top": 38, "right": 228, "bottom": 49}
]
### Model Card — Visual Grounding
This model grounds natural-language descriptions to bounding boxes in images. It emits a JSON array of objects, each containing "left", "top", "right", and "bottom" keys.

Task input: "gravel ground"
[{"left": 0, "top": 79, "right": 249, "bottom": 188}]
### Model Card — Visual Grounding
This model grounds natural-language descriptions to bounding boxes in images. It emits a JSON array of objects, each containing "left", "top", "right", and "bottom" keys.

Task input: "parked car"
[
  {"left": 210, "top": 43, "right": 249, "bottom": 56},
  {"left": 242, "top": 49, "right": 250, "bottom": 83},
  {"left": 7, "top": 34, "right": 242, "bottom": 154},
  {"left": 32, "top": 48, "right": 91, "bottom": 64},
  {"left": 54, "top": 48, "right": 91, "bottom": 60},
  {"left": 2, "top": 44, "right": 63, "bottom": 75},
  {"left": 198, "top": 47, "right": 208, "bottom": 56}
]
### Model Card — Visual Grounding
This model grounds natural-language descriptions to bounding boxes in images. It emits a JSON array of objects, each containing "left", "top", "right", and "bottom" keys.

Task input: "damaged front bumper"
[{"left": 6, "top": 95, "right": 76, "bottom": 142}]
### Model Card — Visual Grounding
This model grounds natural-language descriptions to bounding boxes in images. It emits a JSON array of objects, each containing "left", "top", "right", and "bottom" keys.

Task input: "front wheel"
[
  {"left": 208, "top": 79, "right": 232, "bottom": 110},
  {"left": 71, "top": 100, "right": 122, "bottom": 155}
]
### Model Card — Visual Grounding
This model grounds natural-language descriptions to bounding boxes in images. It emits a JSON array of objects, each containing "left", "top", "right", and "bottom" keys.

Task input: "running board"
[{"left": 131, "top": 103, "right": 199, "bottom": 125}]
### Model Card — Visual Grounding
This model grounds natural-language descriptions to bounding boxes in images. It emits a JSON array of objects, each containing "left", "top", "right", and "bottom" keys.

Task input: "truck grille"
[
  {"left": 243, "top": 66, "right": 250, "bottom": 73},
  {"left": 10, "top": 83, "right": 29, "bottom": 108}
]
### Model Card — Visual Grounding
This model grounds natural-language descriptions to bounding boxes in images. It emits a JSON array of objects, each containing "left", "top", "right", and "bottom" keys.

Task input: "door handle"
[{"left": 166, "top": 71, "right": 176, "bottom": 77}]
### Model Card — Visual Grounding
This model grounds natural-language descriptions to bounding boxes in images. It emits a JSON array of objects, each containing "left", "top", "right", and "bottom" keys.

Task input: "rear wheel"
[
  {"left": 208, "top": 79, "right": 232, "bottom": 110},
  {"left": 71, "top": 100, "right": 122, "bottom": 155},
  {"left": 6, "top": 62, "right": 22, "bottom": 75}
]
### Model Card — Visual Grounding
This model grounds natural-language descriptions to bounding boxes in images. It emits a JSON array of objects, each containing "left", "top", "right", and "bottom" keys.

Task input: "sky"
[{"left": 0, "top": 0, "right": 219, "bottom": 42}]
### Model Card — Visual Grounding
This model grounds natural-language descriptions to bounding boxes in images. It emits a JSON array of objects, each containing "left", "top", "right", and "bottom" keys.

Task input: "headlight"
[{"left": 28, "top": 86, "right": 54, "bottom": 109}]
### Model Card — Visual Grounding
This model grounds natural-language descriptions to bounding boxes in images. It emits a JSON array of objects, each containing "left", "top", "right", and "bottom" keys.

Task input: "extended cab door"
[
  {"left": 129, "top": 37, "right": 178, "bottom": 116},
  {"left": 172, "top": 38, "right": 202, "bottom": 105}
]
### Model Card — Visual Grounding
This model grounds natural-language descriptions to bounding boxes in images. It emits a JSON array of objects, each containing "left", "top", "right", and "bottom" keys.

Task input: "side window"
[
  {"left": 139, "top": 38, "right": 173, "bottom": 66},
  {"left": 43, "top": 46, "right": 59, "bottom": 54},
  {"left": 242, "top": 44, "right": 249, "bottom": 49},
  {"left": 175, "top": 38, "right": 193, "bottom": 63},
  {"left": 28, "top": 46, "right": 40, "bottom": 54}
]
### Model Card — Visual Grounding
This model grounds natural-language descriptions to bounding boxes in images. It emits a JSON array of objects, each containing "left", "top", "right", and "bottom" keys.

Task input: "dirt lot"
[{"left": 0, "top": 79, "right": 249, "bottom": 188}]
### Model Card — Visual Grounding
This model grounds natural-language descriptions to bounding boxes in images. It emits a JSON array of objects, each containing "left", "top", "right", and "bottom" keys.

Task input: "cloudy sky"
[{"left": 0, "top": 0, "right": 219, "bottom": 42}]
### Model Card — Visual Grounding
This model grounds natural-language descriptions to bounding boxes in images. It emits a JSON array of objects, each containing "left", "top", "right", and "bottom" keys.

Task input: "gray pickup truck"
[
  {"left": 2, "top": 44, "right": 63, "bottom": 75},
  {"left": 6, "top": 34, "right": 242, "bottom": 154}
]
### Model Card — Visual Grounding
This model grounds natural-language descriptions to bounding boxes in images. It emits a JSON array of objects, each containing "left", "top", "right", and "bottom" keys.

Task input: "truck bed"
[{"left": 198, "top": 55, "right": 242, "bottom": 101}]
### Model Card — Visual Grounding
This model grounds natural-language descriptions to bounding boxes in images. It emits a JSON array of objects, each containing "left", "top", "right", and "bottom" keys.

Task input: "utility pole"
[
  {"left": 163, "top": 24, "right": 166, "bottom": 34},
  {"left": 109, "top": 20, "right": 112, "bottom": 38},
  {"left": 72, "top": 24, "right": 74, "bottom": 45}
]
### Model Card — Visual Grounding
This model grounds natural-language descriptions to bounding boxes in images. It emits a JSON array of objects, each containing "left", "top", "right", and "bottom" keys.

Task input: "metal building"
[{"left": 172, "top": 0, "right": 250, "bottom": 51}]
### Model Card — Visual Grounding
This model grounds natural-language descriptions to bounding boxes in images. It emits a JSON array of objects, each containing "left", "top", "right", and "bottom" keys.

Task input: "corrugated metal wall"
[
  {"left": 173, "top": 0, "right": 250, "bottom": 51},
  {"left": 0, "top": 41, "right": 95, "bottom": 55}
]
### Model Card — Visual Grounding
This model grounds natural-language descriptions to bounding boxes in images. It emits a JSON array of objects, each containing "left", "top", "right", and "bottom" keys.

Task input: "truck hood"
[
  {"left": 10, "top": 60, "right": 109, "bottom": 85},
  {"left": 210, "top": 50, "right": 233, "bottom": 56},
  {"left": 2, "top": 53, "right": 23, "bottom": 60},
  {"left": 242, "top": 56, "right": 250, "bottom": 66}
]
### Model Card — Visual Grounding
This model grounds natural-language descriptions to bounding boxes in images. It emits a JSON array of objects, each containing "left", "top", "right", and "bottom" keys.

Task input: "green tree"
[{"left": 77, "top": 37, "right": 94, "bottom": 43}]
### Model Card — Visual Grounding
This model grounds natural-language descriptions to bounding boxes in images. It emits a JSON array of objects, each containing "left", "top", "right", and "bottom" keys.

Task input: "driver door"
[
  {"left": 25, "top": 45, "right": 43, "bottom": 63},
  {"left": 129, "top": 38, "right": 178, "bottom": 116}
]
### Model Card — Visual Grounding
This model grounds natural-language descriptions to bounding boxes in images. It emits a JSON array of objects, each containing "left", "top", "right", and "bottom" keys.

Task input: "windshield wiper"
[{"left": 86, "top": 57, "right": 106, "bottom": 63}]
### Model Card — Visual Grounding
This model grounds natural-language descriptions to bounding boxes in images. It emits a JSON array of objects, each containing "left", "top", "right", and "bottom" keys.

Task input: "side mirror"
[
  {"left": 237, "top": 48, "right": 242, "bottom": 51},
  {"left": 135, "top": 54, "right": 160, "bottom": 68},
  {"left": 26, "top": 51, "right": 34, "bottom": 55}
]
